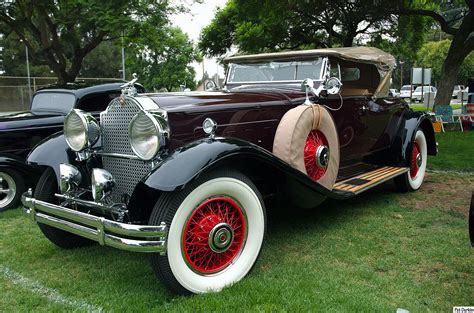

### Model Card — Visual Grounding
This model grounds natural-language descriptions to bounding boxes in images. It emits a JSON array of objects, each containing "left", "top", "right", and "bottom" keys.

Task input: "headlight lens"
[
  {"left": 64, "top": 109, "right": 99, "bottom": 152},
  {"left": 129, "top": 111, "right": 162, "bottom": 160}
]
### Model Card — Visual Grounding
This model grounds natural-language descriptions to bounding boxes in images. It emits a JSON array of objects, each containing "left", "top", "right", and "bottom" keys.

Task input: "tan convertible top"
[
  {"left": 224, "top": 46, "right": 396, "bottom": 70},
  {"left": 225, "top": 47, "right": 396, "bottom": 98}
]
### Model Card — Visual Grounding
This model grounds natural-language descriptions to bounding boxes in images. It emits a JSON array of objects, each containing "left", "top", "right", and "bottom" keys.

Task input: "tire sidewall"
[
  {"left": 167, "top": 176, "right": 265, "bottom": 293},
  {"left": 407, "top": 130, "right": 427, "bottom": 190}
]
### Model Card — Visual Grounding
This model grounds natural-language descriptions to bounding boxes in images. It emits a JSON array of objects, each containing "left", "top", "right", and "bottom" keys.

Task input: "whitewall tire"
[
  {"left": 395, "top": 130, "right": 427, "bottom": 192},
  {"left": 149, "top": 169, "right": 266, "bottom": 294}
]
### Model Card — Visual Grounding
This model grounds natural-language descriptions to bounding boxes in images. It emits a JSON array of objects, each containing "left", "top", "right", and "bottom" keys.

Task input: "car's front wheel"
[
  {"left": 395, "top": 129, "right": 428, "bottom": 192},
  {"left": 0, "top": 169, "right": 25, "bottom": 212},
  {"left": 149, "top": 169, "right": 266, "bottom": 294}
]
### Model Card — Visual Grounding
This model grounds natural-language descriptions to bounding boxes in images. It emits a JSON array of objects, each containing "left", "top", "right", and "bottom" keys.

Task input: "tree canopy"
[
  {"left": 0, "top": 0, "right": 173, "bottom": 83},
  {"left": 126, "top": 25, "right": 201, "bottom": 92}
]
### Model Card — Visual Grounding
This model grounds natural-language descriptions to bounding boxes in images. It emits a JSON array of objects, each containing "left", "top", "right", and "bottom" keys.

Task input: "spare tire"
[{"left": 273, "top": 104, "right": 339, "bottom": 190}]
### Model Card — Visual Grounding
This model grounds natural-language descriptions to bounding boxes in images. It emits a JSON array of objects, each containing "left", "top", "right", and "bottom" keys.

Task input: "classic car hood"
[
  {"left": 0, "top": 111, "right": 64, "bottom": 132},
  {"left": 144, "top": 90, "right": 305, "bottom": 112}
]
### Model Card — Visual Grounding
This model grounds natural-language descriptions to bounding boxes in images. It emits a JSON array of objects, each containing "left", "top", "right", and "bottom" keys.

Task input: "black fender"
[
  {"left": 128, "top": 137, "right": 352, "bottom": 220},
  {"left": 26, "top": 131, "right": 78, "bottom": 182},
  {"left": 385, "top": 110, "right": 437, "bottom": 167},
  {"left": 0, "top": 153, "right": 41, "bottom": 185}
]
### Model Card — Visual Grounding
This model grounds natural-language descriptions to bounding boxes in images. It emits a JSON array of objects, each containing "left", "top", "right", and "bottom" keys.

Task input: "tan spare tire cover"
[{"left": 273, "top": 104, "right": 339, "bottom": 190}]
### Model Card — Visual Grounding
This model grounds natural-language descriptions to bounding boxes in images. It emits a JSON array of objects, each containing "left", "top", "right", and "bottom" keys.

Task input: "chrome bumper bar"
[{"left": 21, "top": 190, "right": 167, "bottom": 253}]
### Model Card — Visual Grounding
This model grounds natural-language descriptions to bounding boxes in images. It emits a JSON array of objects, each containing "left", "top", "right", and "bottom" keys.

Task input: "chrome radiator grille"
[{"left": 101, "top": 98, "right": 150, "bottom": 202}]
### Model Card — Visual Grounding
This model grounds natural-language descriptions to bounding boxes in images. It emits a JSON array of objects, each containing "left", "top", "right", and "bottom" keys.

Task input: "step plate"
[{"left": 333, "top": 166, "right": 409, "bottom": 195}]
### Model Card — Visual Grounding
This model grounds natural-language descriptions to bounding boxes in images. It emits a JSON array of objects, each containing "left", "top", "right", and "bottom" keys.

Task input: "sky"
[{"left": 171, "top": 0, "right": 228, "bottom": 81}]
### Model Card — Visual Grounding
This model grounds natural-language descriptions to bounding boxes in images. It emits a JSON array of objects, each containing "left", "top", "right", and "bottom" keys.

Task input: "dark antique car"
[
  {"left": 22, "top": 47, "right": 437, "bottom": 294},
  {"left": 0, "top": 81, "right": 143, "bottom": 211}
]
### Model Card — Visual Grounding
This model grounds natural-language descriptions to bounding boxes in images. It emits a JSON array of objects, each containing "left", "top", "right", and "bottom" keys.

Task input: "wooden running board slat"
[{"left": 333, "top": 166, "right": 409, "bottom": 195}]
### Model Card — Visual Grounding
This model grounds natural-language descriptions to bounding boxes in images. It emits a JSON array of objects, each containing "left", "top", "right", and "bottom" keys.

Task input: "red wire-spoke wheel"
[
  {"left": 410, "top": 142, "right": 422, "bottom": 179},
  {"left": 182, "top": 197, "right": 246, "bottom": 274},
  {"left": 304, "top": 130, "right": 330, "bottom": 181}
]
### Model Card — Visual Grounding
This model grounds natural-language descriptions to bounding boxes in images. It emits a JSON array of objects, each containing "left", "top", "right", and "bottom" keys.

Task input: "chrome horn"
[{"left": 91, "top": 168, "right": 116, "bottom": 202}]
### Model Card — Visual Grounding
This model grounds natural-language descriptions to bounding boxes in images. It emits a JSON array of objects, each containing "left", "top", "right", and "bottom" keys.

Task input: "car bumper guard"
[{"left": 22, "top": 190, "right": 167, "bottom": 253}]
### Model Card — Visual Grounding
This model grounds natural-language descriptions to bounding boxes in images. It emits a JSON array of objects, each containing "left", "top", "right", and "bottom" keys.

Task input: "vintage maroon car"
[{"left": 22, "top": 47, "right": 436, "bottom": 294}]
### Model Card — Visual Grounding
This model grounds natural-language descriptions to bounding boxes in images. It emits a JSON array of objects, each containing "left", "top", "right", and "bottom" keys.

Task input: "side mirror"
[
  {"left": 205, "top": 80, "right": 217, "bottom": 91},
  {"left": 301, "top": 77, "right": 342, "bottom": 105},
  {"left": 325, "top": 77, "right": 342, "bottom": 95}
]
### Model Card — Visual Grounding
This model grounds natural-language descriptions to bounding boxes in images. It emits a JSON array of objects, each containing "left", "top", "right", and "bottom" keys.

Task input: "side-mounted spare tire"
[{"left": 273, "top": 104, "right": 340, "bottom": 190}]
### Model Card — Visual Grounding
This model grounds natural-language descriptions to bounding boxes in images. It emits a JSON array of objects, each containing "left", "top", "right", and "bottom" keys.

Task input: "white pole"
[
  {"left": 25, "top": 44, "right": 31, "bottom": 102},
  {"left": 121, "top": 34, "right": 126, "bottom": 80}
]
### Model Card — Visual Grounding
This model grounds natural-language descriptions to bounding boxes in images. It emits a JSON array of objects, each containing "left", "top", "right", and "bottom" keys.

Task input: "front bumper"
[{"left": 22, "top": 190, "right": 167, "bottom": 253}]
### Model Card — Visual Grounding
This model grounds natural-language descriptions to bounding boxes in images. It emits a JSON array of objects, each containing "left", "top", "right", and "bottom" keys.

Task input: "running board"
[{"left": 333, "top": 166, "right": 409, "bottom": 195}]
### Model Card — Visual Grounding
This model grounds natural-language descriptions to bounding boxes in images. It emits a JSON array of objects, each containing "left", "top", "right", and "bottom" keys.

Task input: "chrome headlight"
[
  {"left": 64, "top": 109, "right": 99, "bottom": 152},
  {"left": 129, "top": 111, "right": 166, "bottom": 160}
]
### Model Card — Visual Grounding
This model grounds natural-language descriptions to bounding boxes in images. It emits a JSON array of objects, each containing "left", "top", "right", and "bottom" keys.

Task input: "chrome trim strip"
[
  {"left": 92, "top": 151, "right": 142, "bottom": 160},
  {"left": 22, "top": 191, "right": 167, "bottom": 253}
]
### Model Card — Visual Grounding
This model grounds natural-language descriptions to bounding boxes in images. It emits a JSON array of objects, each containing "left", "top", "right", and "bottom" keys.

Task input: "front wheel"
[
  {"left": 394, "top": 130, "right": 428, "bottom": 192},
  {"left": 149, "top": 169, "right": 266, "bottom": 294}
]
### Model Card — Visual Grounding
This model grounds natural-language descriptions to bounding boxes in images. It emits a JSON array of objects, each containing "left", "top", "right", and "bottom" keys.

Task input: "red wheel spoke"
[
  {"left": 304, "top": 130, "right": 329, "bottom": 181},
  {"left": 182, "top": 197, "right": 246, "bottom": 274}
]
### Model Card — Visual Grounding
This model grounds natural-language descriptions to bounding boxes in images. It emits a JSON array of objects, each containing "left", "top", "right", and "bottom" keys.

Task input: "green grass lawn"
[
  {"left": 410, "top": 103, "right": 462, "bottom": 112},
  {"left": 1, "top": 132, "right": 473, "bottom": 311},
  {"left": 429, "top": 131, "right": 474, "bottom": 172}
]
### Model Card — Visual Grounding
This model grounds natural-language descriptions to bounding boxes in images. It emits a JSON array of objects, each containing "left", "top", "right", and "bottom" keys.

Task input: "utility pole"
[
  {"left": 121, "top": 34, "right": 126, "bottom": 80},
  {"left": 20, "top": 39, "right": 31, "bottom": 102},
  {"left": 399, "top": 60, "right": 405, "bottom": 90}
]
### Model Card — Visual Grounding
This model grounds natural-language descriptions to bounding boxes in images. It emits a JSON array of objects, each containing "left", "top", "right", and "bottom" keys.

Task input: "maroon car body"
[{"left": 22, "top": 47, "right": 437, "bottom": 294}]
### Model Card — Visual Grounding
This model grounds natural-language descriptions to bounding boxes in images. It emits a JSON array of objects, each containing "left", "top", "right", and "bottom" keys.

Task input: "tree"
[
  {"left": 389, "top": 0, "right": 473, "bottom": 106},
  {"left": 199, "top": 0, "right": 395, "bottom": 56},
  {"left": 416, "top": 39, "right": 474, "bottom": 86},
  {"left": 0, "top": 0, "right": 173, "bottom": 84},
  {"left": 127, "top": 25, "right": 201, "bottom": 91}
]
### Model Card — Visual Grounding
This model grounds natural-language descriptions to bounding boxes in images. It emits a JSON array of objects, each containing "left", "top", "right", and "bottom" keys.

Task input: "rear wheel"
[
  {"left": 0, "top": 169, "right": 25, "bottom": 212},
  {"left": 35, "top": 168, "right": 94, "bottom": 249},
  {"left": 149, "top": 169, "right": 266, "bottom": 294},
  {"left": 395, "top": 130, "right": 427, "bottom": 192}
]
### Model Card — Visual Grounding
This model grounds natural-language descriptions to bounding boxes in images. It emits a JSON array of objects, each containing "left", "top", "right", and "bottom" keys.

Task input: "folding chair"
[{"left": 434, "top": 105, "right": 463, "bottom": 132}]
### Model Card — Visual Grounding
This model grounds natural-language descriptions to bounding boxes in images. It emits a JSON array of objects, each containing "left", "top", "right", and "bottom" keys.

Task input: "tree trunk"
[{"left": 434, "top": 10, "right": 474, "bottom": 108}]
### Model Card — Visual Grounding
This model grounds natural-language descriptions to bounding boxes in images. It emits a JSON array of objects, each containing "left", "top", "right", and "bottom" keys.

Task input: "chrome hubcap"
[
  {"left": 315, "top": 145, "right": 330, "bottom": 168},
  {"left": 208, "top": 223, "right": 234, "bottom": 253},
  {"left": 416, "top": 153, "right": 422, "bottom": 168},
  {"left": 0, "top": 173, "right": 16, "bottom": 208}
]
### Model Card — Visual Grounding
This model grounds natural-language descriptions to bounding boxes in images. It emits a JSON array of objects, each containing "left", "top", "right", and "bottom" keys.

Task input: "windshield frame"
[
  {"left": 225, "top": 57, "right": 328, "bottom": 87},
  {"left": 30, "top": 91, "right": 77, "bottom": 115}
]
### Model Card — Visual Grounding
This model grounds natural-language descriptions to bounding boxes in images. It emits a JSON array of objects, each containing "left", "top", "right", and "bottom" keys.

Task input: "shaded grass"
[
  {"left": 428, "top": 131, "right": 474, "bottom": 172},
  {"left": 410, "top": 103, "right": 462, "bottom": 112},
  {"left": 0, "top": 173, "right": 472, "bottom": 311}
]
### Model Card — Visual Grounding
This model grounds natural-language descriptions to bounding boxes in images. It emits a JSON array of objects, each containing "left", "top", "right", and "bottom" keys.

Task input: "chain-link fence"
[{"left": 0, "top": 76, "right": 122, "bottom": 113}]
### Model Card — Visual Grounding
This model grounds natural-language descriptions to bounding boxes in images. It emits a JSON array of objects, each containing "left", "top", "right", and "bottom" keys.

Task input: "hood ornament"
[{"left": 121, "top": 73, "right": 139, "bottom": 97}]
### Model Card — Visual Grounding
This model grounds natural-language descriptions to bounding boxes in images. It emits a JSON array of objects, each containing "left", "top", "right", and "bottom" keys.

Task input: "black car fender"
[
  {"left": 128, "top": 137, "right": 352, "bottom": 221},
  {"left": 0, "top": 154, "right": 41, "bottom": 184},
  {"left": 26, "top": 131, "right": 78, "bottom": 182},
  {"left": 386, "top": 110, "right": 437, "bottom": 167}
]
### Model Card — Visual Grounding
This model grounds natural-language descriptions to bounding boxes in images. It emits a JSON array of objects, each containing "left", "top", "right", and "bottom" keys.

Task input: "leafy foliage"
[
  {"left": 126, "top": 26, "right": 201, "bottom": 92},
  {"left": 0, "top": 0, "right": 173, "bottom": 83},
  {"left": 416, "top": 39, "right": 474, "bottom": 85},
  {"left": 199, "top": 0, "right": 396, "bottom": 56}
]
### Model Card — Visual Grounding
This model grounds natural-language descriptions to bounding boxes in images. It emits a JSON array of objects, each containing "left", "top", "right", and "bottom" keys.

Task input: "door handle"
[{"left": 360, "top": 105, "right": 369, "bottom": 114}]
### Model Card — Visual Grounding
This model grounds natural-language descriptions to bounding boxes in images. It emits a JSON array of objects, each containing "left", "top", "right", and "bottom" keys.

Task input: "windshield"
[
  {"left": 227, "top": 58, "right": 324, "bottom": 83},
  {"left": 401, "top": 86, "right": 412, "bottom": 91},
  {"left": 31, "top": 92, "right": 76, "bottom": 114}
]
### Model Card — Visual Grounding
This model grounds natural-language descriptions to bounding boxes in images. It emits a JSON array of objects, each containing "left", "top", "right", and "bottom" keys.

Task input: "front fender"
[
  {"left": 27, "top": 131, "right": 77, "bottom": 180},
  {"left": 142, "top": 137, "right": 334, "bottom": 195},
  {"left": 128, "top": 137, "right": 350, "bottom": 221}
]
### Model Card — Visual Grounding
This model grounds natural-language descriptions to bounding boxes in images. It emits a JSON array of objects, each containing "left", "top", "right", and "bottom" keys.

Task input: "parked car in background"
[
  {"left": 0, "top": 81, "right": 144, "bottom": 211},
  {"left": 400, "top": 85, "right": 416, "bottom": 100},
  {"left": 452, "top": 85, "right": 465, "bottom": 99},
  {"left": 412, "top": 86, "right": 437, "bottom": 102},
  {"left": 389, "top": 88, "right": 400, "bottom": 97},
  {"left": 22, "top": 47, "right": 436, "bottom": 294}
]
